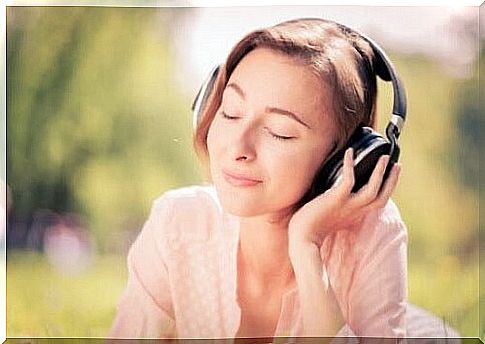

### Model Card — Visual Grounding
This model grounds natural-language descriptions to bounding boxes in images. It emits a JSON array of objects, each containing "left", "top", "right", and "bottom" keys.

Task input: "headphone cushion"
[
  {"left": 352, "top": 140, "right": 391, "bottom": 192},
  {"left": 321, "top": 127, "right": 391, "bottom": 192}
]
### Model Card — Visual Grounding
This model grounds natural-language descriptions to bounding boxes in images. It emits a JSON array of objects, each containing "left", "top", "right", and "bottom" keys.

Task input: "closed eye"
[
  {"left": 221, "top": 111, "right": 239, "bottom": 120},
  {"left": 264, "top": 127, "right": 295, "bottom": 141},
  {"left": 272, "top": 134, "right": 294, "bottom": 140}
]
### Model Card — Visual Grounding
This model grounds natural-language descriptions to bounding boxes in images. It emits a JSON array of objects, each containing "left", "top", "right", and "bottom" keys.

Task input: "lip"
[{"left": 222, "top": 169, "right": 262, "bottom": 187}]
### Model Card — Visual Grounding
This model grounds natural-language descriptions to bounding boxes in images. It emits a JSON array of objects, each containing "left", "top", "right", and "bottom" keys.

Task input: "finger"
[
  {"left": 352, "top": 154, "right": 390, "bottom": 206},
  {"left": 366, "top": 163, "right": 401, "bottom": 211},
  {"left": 335, "top": 148, "right": 355, "bottom": 197}
]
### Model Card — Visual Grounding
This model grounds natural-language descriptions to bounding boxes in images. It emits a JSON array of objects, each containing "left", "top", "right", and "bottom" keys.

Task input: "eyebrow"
[{"left": 226, "top": 82, "right": 311, "bottom": 129}]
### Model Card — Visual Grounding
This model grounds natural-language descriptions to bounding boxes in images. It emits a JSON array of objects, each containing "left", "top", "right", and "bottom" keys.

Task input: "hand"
[{"left": 288, "top": 148, "right": 401, "bottom": 248}]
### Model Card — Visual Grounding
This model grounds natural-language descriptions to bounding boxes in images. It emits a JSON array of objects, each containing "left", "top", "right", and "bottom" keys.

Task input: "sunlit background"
[{"left": 5, "top": 4, "right": 482, "bottom": 338}]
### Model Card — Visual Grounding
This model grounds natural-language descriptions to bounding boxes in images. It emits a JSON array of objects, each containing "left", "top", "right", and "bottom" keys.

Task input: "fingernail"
[{"left": 348, "top": 148, "right": 354, "bottom": 160}]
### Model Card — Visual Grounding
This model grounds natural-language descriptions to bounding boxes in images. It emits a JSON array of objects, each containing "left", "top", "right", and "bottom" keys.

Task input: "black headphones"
[{"left": 191, "top": 21, "right": 406, "bottom": 202}]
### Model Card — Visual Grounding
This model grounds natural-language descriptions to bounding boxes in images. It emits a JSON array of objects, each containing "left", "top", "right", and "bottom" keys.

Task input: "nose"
[{"left": 230, "top": 121, "right": 257, "bottom": 162}]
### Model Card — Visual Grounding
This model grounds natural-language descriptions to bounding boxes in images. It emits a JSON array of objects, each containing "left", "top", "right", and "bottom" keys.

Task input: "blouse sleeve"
[
  {"left": 347, "top": 201, "right": 408, "bottom": 337},
  {"left": 108, "top": 195, "right": 177, "bottom": 339}
]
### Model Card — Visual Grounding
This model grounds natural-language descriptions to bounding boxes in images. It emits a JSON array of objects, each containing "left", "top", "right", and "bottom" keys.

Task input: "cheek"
[{"left": 268, "top": 146, "right": 325, "bottom": 193}]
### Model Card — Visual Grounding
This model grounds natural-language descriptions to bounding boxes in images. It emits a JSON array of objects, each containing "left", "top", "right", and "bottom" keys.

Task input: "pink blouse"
[{"left": 109, "top": 184, "right": 408, "bottom": 339}]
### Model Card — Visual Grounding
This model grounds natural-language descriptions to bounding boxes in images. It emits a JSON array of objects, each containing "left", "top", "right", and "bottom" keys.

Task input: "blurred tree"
[
  {"left": 449, "top": 11, "right": 482, "bottom": 194},
  {"left": 446, "top": 9, "right": 482, "bottom": 338},
  {"left": 7, "top": 7, "right": 201, "bottom": 251},
  {"left": 446, "top": 11, "right": 482, "bottom": 275}
]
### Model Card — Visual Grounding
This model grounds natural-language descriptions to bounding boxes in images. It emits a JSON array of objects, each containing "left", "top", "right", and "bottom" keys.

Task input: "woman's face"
[{"left": 207, "top": 47, "right": 337, "bottom": 218}]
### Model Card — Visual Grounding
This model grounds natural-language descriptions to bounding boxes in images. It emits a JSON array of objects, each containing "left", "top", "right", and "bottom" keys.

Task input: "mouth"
[{"left": 222, "top": 169, "right": 262, "bottom": 187}]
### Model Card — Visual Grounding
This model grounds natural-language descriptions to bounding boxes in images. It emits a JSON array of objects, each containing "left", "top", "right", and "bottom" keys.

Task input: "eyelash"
[
  {"left": 221, "top": 111, "right": 238, "bottom": 120},
  {"left": 221, "top": 111, "right": 294, "bottom": 141},
  {"left": 268, "top": 132, "right": 294, "bottom": 141}
]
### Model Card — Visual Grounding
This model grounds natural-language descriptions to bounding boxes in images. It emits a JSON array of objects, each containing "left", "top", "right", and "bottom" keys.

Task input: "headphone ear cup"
[
  {"left": 352, "top": 139, "right": 391, "bottom": 192},
  {"left": 316, "top": 127, "right": 391, "bottom": 193},
  {"left": 192, "top": 65, "right": 221, "bottom": 130}
]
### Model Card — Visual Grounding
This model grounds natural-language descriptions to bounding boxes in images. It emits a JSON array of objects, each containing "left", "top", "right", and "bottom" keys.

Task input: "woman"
[{"left": 109, "top": 18, "right": 407, "bottom": 339}]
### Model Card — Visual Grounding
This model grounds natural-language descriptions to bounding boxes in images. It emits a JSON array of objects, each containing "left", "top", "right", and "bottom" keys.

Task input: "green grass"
[{"left": 7, "top": 251, "right": 127, "bottom": 337}]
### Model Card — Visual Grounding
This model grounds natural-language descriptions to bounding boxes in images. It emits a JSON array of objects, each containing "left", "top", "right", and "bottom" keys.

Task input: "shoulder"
[{"left": 149, "top": 184, "right": 223, "bottom": 243}]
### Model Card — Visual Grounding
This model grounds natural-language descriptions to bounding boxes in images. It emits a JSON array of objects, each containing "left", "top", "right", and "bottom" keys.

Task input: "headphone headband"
[
  {"left": 346, "top": 30, "right": 407, "bottom": 132},
  {"left": 333, "top": 21, "right": 406, "bottom": 132},
  {"left": 191, "top": 65, "right": 220, "bottom": 130}
]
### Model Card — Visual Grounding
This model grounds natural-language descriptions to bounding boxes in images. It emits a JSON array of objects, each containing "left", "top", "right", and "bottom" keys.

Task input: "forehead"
[{"left": 226, "top": 47, "right": 335, "bottom": 130}]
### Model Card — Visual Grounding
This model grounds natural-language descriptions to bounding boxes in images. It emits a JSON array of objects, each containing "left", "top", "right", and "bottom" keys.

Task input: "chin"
[
  {"left": 213, "top": 183, "right": 298, "bottom": 220},
  {"left": 215, "top": 187, "right": 264, "bottom": 217}
]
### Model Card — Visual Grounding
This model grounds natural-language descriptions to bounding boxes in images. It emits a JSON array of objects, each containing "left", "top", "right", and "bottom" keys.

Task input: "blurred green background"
[{"left": 5, "top": 5, "right": 482, "bottom": 339}]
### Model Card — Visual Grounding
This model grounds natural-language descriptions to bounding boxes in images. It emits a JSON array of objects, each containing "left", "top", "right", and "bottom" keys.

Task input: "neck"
[{"left": 237, "top": 210, "right": 296, "bottom": 293}]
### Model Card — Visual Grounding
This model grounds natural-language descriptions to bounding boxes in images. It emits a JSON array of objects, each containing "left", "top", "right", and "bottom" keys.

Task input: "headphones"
[{"left": 191, "top": 21, "right": 406, "bottom": 201}]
